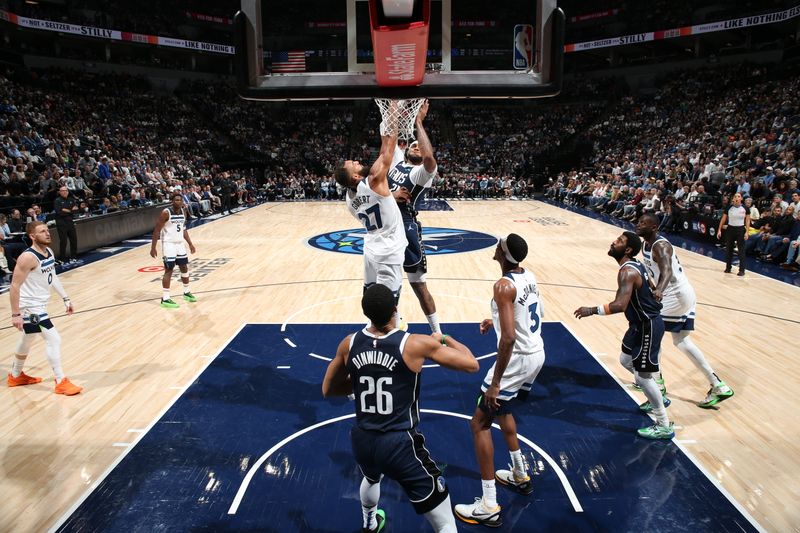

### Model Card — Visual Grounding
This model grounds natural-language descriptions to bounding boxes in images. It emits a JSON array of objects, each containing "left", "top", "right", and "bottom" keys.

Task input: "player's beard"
[
  {"left": 357, "top": 165, "right": 370, "bottom": 178},
  {"left": 608, "top": 245, "right": 625, "bottom": 260},
  {"left": 407, "top": 153, "right": 423, "bottom": 165}
]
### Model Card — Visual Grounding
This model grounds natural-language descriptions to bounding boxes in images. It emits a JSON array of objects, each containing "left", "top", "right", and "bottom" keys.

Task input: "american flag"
[{"left": 272, "top": 50, "right": 306, "bottom": 73}]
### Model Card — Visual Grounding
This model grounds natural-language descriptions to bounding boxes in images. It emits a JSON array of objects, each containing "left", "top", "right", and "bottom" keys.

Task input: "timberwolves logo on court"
[{"left": 308, "top": 227, "right": 497, "bottom": 256}]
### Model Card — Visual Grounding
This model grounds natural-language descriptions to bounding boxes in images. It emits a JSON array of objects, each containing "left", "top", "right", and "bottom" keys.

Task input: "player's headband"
[{"left": 500, "top": 238, "right": 521, "bottom": 264}]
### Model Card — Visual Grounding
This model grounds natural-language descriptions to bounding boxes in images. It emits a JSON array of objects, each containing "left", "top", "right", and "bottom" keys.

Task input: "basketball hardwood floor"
[{"left": 0, "top": 200, "right": 797, "bottom": 532}]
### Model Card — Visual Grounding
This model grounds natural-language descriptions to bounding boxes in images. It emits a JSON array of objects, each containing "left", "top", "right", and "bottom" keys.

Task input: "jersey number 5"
[
  {"left": 528, "top": 302, "right": 540, "bottom": 334},
  {"left": 359, "top": 376, "right": 393, "bottom": 414},
  {"left": 357, "top": 204, "right": 383, "bottom": 231}
]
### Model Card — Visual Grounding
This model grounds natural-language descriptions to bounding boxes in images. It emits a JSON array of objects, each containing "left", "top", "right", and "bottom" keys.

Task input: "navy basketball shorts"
[
  {"left": 351, "top": 425, "right": 449, "bottom": 514},
  {"left": 621, "top": 318, "right": 665, "bottom": 374},
  {"left": 403, "top": 219, "right": 427, "bottom": 278}
]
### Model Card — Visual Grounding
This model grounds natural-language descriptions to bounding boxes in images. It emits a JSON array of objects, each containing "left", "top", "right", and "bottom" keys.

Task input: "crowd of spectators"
[{"left": 544, "top": 63, "right": 800, "bottom": 270}]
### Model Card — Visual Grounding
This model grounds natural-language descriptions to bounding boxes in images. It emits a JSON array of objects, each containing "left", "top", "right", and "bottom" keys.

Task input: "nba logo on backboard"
[{"left": 513, "top": 24, "right": 533, "bottom": 70}]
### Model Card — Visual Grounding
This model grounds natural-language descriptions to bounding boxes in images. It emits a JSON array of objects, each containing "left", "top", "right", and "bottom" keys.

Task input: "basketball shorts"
[
  {"left": 162, "top": 241, "right": 188, "bottom": 269},
  {"left": 660, "top": 285, "right": 696, "bottom": 333},
  {"left": 403, "top": 219, "right": 428, "bottom": 282},
  {"left": 364, "top": 257, "right": 403, "bottom": 297},
  {"left": 351, "top": 426, "right": 449, "bottom": 515},
  {"left": 621, "top": 318, "right": 664, "bottom": 374},
  {"left": 479, "top": 350, "right": 545, "bottom": 414},
  {"left": 21, "top": 306, "right": 54, "bottom": 334}
]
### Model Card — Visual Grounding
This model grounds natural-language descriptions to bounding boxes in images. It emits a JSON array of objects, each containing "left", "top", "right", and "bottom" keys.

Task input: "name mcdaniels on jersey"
[
  {"left": 350, "top": 195, "right": 372, "bottom": 211},
  {"left": 350, "top": 350, "right": 399, "bottom": 371},
  {"left": 516, "top": 282, "right": 539, "bottom": 306}
]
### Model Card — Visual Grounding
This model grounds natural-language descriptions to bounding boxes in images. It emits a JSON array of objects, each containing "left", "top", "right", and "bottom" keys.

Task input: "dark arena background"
[{"left": 0, "top": 1, "right": 798, "bottom": 532}]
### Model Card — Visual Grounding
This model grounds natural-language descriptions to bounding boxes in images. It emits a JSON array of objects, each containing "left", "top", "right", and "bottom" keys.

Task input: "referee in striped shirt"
[{"left": 717, "top": 192, "right": 750, "bottom": 276}]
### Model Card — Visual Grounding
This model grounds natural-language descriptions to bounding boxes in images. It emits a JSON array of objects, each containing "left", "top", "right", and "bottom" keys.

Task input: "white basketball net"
[{"left": 375, "top": 98, "right": 426, "bottom": 141}]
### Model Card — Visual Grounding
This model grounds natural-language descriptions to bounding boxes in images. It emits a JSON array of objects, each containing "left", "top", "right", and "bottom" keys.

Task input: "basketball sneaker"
[
  {"left": 454, "top": 497, "right": 502, "bottom": 528},
  {"left": 639, "top": 395, "right": 671, "bottom": 413},
  {"left": 54, "top": 377, "right": 83, "bottom": 396},
  {"left": 7, "top": 372, "right": 43, "bottom": 387},
  {"left": 637, "top": 422, "right": 674, "bottom": 440},
  {"left": 183, "top": 292, "right": 197, "bottom": 303},
  {"left": 698, "top": 382, "right": 734, "bottom": 408},
  {"left": 632, "top": 376, "right": 666, "bottom": 394},
  {"left": 495, "top": 467, "right": 533, "bottom": 495},
  {"left": 161, "top": 298, "right": 179, "bottom": 309},
  {"left": 362, "top": 509, "right": 386, "bottom": 533}
]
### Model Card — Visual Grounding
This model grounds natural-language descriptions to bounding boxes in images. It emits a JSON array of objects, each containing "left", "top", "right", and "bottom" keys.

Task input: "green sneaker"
[
  {"left": 183, "top": 292, "right": 197, "bottom": 303},
  {"left": 639, "top": 395, "right": 671, "bottom": 413},
  {"left": 633, "top": 376, "right": 666, "bottom": 394},
  {"left": 363, "top": 509, "right": 386, "bottom": 533},
  {"left": 160, "top": 299, "right": 179, "bottom": 309},
  {"left": 637, "top": 422, "right": 675, "bottom": 440},
  {"left": 698, "top": 382, "right": 734, "bottom": 408}
]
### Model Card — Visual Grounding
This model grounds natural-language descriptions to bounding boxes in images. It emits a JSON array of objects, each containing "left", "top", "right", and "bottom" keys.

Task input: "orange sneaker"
[
  {"left": 54, "top": 377, "right": 83, "bottom": 396},
  {"left": 7, "top": 372, "right": 43, "bottom": 387}
]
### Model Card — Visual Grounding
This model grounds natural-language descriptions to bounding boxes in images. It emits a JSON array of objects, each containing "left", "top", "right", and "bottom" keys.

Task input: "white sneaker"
[
  {"left": 454, "top": 497, "right": 502, "bottom": 528},
  {"left": 495, "top": 467, "right": 533, "bottom": 495}
]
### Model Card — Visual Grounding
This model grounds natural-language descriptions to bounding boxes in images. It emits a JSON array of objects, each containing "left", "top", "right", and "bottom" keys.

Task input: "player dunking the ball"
[
  {"left": 388, "top": 99, "right": 441, "bottom": 333},
  {"left": 150, "top": 193, "right": 197, "bottom": 308}
]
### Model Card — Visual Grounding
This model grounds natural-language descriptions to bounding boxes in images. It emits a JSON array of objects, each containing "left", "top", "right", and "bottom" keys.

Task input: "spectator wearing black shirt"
[{"left": 53, "top": 186, "right": 79, "bottom": 263}]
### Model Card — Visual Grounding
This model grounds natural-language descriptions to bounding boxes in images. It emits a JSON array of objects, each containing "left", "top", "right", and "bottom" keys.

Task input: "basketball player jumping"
[
  {"left": 8, "top": 221, "right": 82, "bottom": 395},
  {"left": 575, "top": 231, "right": 674, "bottom": 440},
  {"left": 150, "top": 193, "right": 197, "bottom": 309},
  {"left": 454, "top": 234, "right": 545, "bottom": 528},
  {"left": 334, "top": 105, "right": 407, "bottom": 315},
  {"left": 635, "top": 214, "right": 734, "bottom": 408},
  {"left": 323, "top": 284, "right": 479, "bottom": 533},
  {"left": 388, "top": 99, "right": 441, "bottom": 333}
]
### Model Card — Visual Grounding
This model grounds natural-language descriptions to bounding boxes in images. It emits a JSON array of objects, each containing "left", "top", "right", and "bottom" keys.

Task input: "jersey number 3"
[
  {"left": 359, "top": 376, "right": 393, "bottom": 414},
  {"left": 528, "top": 302, "right": 540, "bottom": 334},
  {"left": 358, "top": 204, "right": 383, "bottom": 231}
]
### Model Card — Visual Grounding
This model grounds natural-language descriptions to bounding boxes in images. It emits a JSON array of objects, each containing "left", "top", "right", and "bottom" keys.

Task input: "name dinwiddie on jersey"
[
  {"left": 516, "top": 282, "right": 539, "bottom": 306},
  {"left": 350, "top": 195, "right": 372, "bottom": 211},
  {"left": 350, "top": 349, "right": 399, "bottom": 371}
]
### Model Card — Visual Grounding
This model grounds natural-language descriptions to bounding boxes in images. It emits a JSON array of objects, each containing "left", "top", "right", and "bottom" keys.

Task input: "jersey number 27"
[{"left": 358, "top": 204, "right": 383, "bottom": 231}]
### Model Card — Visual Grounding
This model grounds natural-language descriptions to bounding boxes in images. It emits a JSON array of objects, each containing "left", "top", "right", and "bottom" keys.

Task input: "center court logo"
[{"left": 308, "top": 227, "right": 497, "bottom": 255}]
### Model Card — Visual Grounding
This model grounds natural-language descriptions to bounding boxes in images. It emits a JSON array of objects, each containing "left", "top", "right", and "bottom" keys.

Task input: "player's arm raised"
[
  {"left": 150, "top": 209, "right": 168, "bottom": 259},
  {"left": 414, "top": 100, "right": 437, "bottom": 174},
  {"left": 369, "top": 104, "right": 399, "bottom": 196},
  {"left": 322, "top": 335, "right": 354, "bottom": 398}
]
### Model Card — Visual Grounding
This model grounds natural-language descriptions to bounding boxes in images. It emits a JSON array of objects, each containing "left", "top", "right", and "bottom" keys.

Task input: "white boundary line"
[
  {"left": 560, "top": 322, "right": 766, "bottom": 533},
  {"left": 227, "top": 409, "right": 582, "bottom": 515},
  {"left": 47, "top": 323, "right": 248, "bottom": 533},
  {"left": 283, "top": 338, "right": 296, "bottom": 348}
]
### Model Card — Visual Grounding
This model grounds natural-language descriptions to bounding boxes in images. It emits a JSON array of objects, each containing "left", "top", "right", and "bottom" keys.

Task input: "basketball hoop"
[{"left": 375, "top": 98, "right": 425, "bottom": 140}]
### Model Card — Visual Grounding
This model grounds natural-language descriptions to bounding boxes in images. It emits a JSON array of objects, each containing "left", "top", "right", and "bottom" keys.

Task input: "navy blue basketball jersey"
[
  {"left": 388, "top": 161, "right": 430, "bottom": 220},
  {"left": 620, "top": 260, "right": 663, "bottom": 325},
  {"left": 346, "top": 328, "right": 419, "bottom": 432}
]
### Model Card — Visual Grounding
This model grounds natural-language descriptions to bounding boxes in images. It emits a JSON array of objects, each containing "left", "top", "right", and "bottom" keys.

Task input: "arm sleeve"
[
  {"left": 51, "top": 274, "right": 68, "bottom": 299},
  {"left": 409, "top": 164, "right": 437, "bottom": 188}
]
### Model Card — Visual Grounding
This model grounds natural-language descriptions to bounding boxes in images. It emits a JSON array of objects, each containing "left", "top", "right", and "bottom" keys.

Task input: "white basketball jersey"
[
  {"left": 347, "top": 178, "right": 407, "bottom": 264},
  {"left": 161, "top": 207, "right": 186, "bottom": 244},
  {"left": 491, "top": 269, "right": 545, "bottom": 356},
  {"left": 19, "top": 247, "right": 57, "bottom": 309},
  {"left": 641, "top": 236, "right": 691, "bottom": 298}
]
